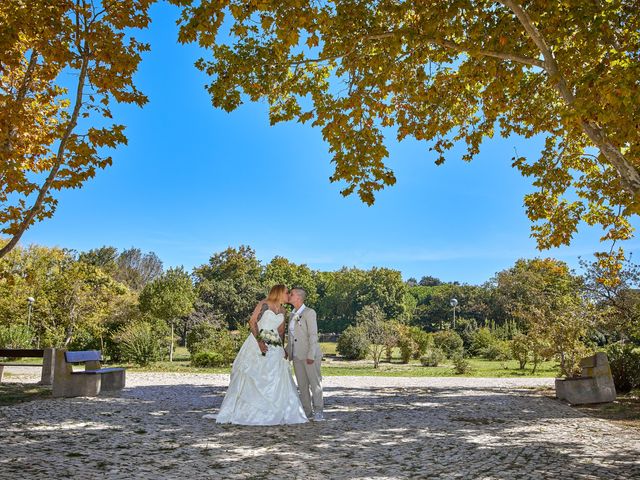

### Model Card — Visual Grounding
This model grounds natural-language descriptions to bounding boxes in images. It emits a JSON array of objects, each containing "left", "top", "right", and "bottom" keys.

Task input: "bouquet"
[{"left": 258, "top": 329, "right": 282, "bottom": 356}]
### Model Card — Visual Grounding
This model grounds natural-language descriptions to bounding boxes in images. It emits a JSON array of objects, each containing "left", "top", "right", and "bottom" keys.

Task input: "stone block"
[{"left": 556, "top": 352, "right": 616, "bottom": 405}]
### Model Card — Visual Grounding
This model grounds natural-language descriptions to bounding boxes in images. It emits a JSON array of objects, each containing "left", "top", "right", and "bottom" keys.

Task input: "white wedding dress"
[{"left": 214, "top": 310, "right": 308, "bottom": 425}]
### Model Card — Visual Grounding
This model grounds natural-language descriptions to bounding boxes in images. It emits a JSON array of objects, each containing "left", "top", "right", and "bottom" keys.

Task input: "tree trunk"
[
  {"left": 0, "top": 49, "right": 90, "bottom": 259},
  {"left": 170, "top": 321, "right": 174, "bottom": 362}
]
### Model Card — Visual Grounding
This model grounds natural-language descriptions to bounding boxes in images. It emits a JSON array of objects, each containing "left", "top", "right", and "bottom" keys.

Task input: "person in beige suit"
[{"left": 286, "top": 287, "right": 324, "bottom": 421}]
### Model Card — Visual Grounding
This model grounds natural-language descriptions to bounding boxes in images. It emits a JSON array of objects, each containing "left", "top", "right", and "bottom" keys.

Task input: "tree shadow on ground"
[{"left": 1, "top": 383, "right": 639, "bottom": 479}]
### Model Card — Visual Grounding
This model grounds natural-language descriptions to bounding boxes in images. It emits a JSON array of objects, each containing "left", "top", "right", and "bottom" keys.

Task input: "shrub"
[
  {"left": 188, "top": 324, "right": 246, "bottom": 366},
  {"left": 480, "top": 339, "right": 512, "bottom": 361},
  {"left": 187, "top": 321, "right": 219, "bottom": 356},
  {"left": 117, "top": 320, "right": 167, "bottom": 366},
  {"left": 433, "top": 330, "right": 464, "bottom": 358},
  {"left": 606, "top": 343, "right": 640, "bottom": 393},
  {"left": 396, "top": 334, "right": 415, "bottom": 364},
  {"left": 409, "top": 326, "right": 431, "bottom": 360},
  {"left": 337, "top": 325, "right": 370, "bottom": 360},
  {"left": 470, "top": 327, "right": 497, "bottom": 356},
  {"left": 0, "top": 325, "right": 33, "bottom": 350},
  {"left": 67, "top": 327, "right": 102, "bottom": 352},
  {"left": 511, "top": 333, "right": 530, "bottom": 370},
  {"left": 452, "top": 353, "right": 472, "bottom": 375},
  {"left": 191, "top": 351, "right": 226, "bottom": 368},
  {"left": 420, "top": 348, "right": 446, "bottom": 367}
]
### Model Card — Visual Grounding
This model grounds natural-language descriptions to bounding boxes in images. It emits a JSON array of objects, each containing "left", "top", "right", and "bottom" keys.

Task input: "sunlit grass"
[{"left": 121, "top": 343, "right": 559, "bottom": 377}]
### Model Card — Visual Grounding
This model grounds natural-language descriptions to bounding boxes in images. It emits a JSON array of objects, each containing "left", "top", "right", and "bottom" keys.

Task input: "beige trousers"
[{"left": 292, "top": 358, "right": 323, "bottom": 417}]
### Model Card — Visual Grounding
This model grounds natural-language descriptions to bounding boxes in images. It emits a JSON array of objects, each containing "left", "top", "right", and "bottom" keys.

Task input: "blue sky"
[{"left": 20, "top": 2, "right": 639, "bottom": 285}]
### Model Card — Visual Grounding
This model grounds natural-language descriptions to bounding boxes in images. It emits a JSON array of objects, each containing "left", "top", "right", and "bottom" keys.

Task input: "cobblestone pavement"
[{"left": 1, "top": 373, "right": 639, "bottom": 479}]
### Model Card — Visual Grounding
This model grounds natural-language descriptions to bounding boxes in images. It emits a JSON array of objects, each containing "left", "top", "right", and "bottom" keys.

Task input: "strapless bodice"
[{"left": 258, "top": 310, "right": 284, "bottom": 331}]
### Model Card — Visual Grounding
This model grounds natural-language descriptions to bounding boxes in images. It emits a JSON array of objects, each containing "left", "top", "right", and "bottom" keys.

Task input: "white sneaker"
[{"left": 312, "top": 412, "right": 325, "bottom": 422}]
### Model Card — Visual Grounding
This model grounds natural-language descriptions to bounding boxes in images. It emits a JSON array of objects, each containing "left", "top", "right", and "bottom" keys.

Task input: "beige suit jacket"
[{"left": 286, "top": 306, "right": 322, "bottom": 361}]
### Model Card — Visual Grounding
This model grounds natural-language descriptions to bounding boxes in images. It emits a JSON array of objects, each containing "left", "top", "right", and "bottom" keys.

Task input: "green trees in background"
[
  {"left": 493, "top": 258, "right": 593, "bottom": 377},
  {"left": 193, "top": 245, "right": 263, "bottom": 330},
  {"left": 2, "top": 241, "right": 639, "bottom": 384},
  {"left": 263, "top": 256, "right": 318, "bottom": 305},
  {"left": 315, "top": 267, "right": 407, "bottom": 332},
  {"left": 139, "top": 267, "right": 195, "bottom": 361},
  {"left": 0, "top": 244, "right": 132, "bottom": 350}
]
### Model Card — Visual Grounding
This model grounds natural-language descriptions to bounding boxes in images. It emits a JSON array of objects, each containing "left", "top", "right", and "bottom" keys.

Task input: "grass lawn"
[
  {"left": 321, "top": 357, "right": 558, "bottom": 377},
  {"left": 122, "top": 344, "right": 559, "bottom": 377}
]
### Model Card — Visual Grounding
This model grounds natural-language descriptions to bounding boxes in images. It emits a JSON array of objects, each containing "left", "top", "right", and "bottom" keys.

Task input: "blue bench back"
[{"left": 65, "top": 350, "right": 101, "bottom": 363}]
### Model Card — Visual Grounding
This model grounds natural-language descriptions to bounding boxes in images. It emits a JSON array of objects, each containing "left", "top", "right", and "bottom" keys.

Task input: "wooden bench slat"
[
  {"left": 65, "top": 350, "right": 101, "bottom": 363},
  {"left": 0, "top": 363, "right": 43, "bottom": 367},
  {"left": 0, "top": 349, "right": 44, "bottom": 358}
]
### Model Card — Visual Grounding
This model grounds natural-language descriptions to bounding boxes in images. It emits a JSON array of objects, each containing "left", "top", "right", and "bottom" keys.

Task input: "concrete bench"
[
  {"left": 0, "top": 348, "right": 55, "bottom": 385},
  {"left": 52, "top": 349, "right": 125, "bottom": 397},
  {"left": 555, "top": 352, "right": 616, "bottom": 405}
]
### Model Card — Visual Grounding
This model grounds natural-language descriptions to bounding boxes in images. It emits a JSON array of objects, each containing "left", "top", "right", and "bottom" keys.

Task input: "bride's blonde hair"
[{"left": 266, "top": 284, "right": 287, "bottom": 303}]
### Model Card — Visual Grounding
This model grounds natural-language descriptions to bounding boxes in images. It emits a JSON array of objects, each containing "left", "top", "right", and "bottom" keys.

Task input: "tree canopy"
[
  {"left": 175, "top": 0, "right": 640, "bottom": 276},
  {"left": 0, "top": 0, "right": 153, "bottom": 258}
]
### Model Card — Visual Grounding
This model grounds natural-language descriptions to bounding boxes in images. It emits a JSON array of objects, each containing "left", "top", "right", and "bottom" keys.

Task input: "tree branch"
[
  {"left": 1, "top": 49, "right": 39, "bottom": 154},
  {"left": 286, "top": 29, "right": 544, "bottom": 68},
  {"left": 0, "top": 51, "right": 90, "bottom": 259},
  {"left": 499, "top": 0, "right": 640, "bottom": 201},
  {"left": 16, "top": 49, "right": 39, "bottom": 102}
]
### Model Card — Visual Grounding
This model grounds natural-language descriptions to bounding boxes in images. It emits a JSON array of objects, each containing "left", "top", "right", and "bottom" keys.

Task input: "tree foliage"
[
  {"left": 175, "top": 0, "right": 640, "bottom": 275},
  {"left": 139, "top": 266, "right": 195, "bottom": 325},
  {"left": 315, "top": 266, "right": 406, "bottom": 332},
  {"left": 0, "top": 0, "right": 154, "bottom": 258},
  {"left": 193, "top": 245, "right": 264, "bottom": 329},
  {"left": 581, "top": 256, "right": 640, "bottom": 343},
  {"left": 495, "top": 258, "right": 594, "bottom": 376},
  {"left": 263, "top": 255, "right": 318, "bottom": 305},
  {"left": 0, "top": 243, "right": 131, "bottom": 348}
]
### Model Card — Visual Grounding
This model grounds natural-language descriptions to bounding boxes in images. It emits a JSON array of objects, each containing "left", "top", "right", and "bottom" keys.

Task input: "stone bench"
[
  {"left": 0, "top": 348, "right": 55, "bottom": 385},
  {"left": 555, "top": 352, "right": 616, "bottom": 405},
  {"left": 52, "top": 349, "right": 125, "bottom": 397}
]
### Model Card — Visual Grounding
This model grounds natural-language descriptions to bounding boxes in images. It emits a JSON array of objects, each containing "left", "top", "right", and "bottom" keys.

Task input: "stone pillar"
[{"left": 39, "top": 348, "right": 55, "bottom": 385}]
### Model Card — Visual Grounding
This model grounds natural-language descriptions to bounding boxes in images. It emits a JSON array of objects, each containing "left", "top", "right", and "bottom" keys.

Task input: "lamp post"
[
  {"left": 27, "top": 297, "right": 35, "bottom": 329},
  {"left": 450, "top": 298, "right": 458, "bottom": 329}
]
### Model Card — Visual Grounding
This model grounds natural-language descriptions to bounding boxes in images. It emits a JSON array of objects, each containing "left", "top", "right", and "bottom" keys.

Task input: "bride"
[{"left": 213, "top": 284, "right": 308, "bottom": 425}]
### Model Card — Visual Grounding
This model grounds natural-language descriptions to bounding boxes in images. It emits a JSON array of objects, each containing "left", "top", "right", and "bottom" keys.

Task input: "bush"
[
  {"left": 337, "top": 325, "right": 370, "bottom": 360},
  {"left": 0, "top": 325, "right": 34, "bottom": 350},
  {"left": 67, "top": 327, "right": 102, "bottom": 352},
  {"left": 469, "top": 327, "right": 497, "bottom": 356},
  {"left": 188, "top": 323, "right": 247, "bottom": 366},
  {"left": 116, "top": 320, "right": 167, "bottom": 366},
  {"left": 452, "top": 354, "right": 472, "bottom": 375},
  {"left": 191, "top": 351, "right": 226, "bottom": 368},
  {"left": 433, "top": 330, "right": 464, "bottom": 358},
  {"left": 420, "top": 348, "right": 446, "bottom": 367},
  {"left": 408, "top": 326, "right": 431, "bottom": 360},
  {"left": 606, "top": 343, "right": 640, "bottom": 393},
  {"left": 396, "top": 334, "right": 415, "bottom": 364},
  {"left": 480, "top": 339, "right": 512, "bottom": 361},
  {"left": 511, "top": 333, "right": 530, "bottom": 369}
]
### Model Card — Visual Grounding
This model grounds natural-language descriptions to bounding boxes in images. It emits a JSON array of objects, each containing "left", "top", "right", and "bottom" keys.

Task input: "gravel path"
[{"left": 1, "top": 372, "right": 639, "bottom": 479}]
